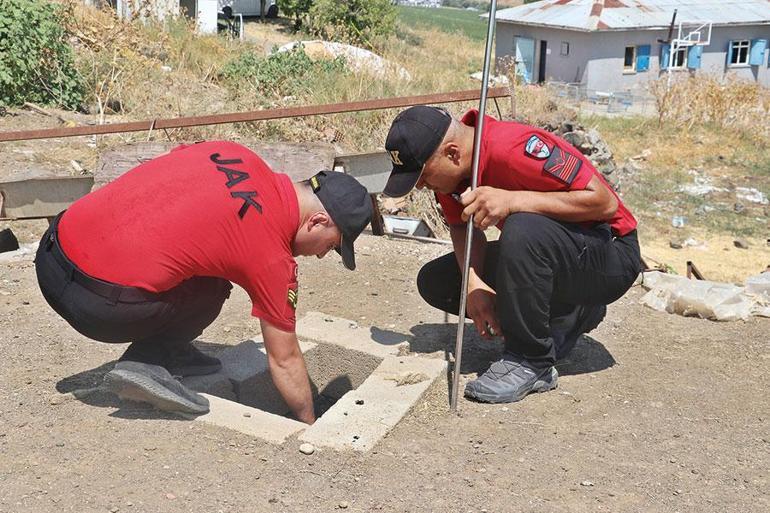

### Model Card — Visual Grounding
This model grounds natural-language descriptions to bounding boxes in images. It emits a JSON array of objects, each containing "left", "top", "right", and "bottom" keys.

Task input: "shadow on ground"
[
  {"left": 56, "top": 339, "right": 360, "bottom": 421},
  {"left": 370, "top": 322, "right": 615, "bottom": 377}
]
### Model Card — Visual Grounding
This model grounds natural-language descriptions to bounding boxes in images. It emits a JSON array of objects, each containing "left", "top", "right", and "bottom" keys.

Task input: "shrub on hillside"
[
  {"left": 0, "top": 0, "right": 84, "bottom": 109},
  {"left": 281, "top": 0, "right": 313, "bottom": 30},
  {"left": 219, "top": 45, "right": 347, "bottom": 99},
  {"left": 305, "top": 0, "right": 397, "bottom": 49}
]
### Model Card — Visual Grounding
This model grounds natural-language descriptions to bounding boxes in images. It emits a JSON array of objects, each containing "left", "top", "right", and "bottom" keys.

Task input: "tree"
[
  {"left": 306, "top": 0, "right": 397, "bottom": 49},
  {"left": 281, "top": 0, "right": 313, "bottom": 30}
]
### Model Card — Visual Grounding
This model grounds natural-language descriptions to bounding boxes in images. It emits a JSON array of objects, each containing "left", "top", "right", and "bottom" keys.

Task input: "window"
[
  {"left": 624, "top": 46, "right": 636, "bottom": 71},
  {"left": 560, "top": 42, "right": 570, "bottom": 56},
  {"left": 670, "top": 46, "right": 688, "bottom": 69},
  {"left": 729, "top": 40, "right": 750, "bottom": 65}
]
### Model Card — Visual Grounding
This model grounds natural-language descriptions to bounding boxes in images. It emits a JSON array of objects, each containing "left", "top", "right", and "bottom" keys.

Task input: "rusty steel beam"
[{"left": 0, "top": 88, "right": 511, "bottom": 143}]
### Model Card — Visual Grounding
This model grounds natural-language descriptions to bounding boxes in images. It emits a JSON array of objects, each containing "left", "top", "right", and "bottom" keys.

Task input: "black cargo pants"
[
  {"left": 35, "top": 214, "right": 233, "bottom": 358},
  {"left": 417, "top": 212, "right": 641, "bottom": 366}
]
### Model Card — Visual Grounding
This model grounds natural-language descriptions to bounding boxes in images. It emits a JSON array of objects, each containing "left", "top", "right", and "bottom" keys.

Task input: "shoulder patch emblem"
[
  {"left": 543, "top": 146, "right": 582, "bottom": 185},
  {"left": 287, "top": 288, "right": 298, "bottom": 310},
  {"left": 525, "top": 135, "right": 551, "bottom": 159}
]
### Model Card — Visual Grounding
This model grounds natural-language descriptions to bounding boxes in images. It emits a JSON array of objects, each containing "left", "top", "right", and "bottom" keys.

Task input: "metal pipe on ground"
[{"left": 450, "top": 0, "right": 498, "bottom": 412}]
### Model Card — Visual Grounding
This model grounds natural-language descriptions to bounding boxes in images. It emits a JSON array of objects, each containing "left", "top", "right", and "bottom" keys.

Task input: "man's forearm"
[
  {"left": 509, "top": 176, "right": 618, "bottom": 222},
  {"left": 260, "top": 320, "right": 315, "bottom": 424},
  {"left": 267, "top": 352, "right": 315, "bottom": 424}
]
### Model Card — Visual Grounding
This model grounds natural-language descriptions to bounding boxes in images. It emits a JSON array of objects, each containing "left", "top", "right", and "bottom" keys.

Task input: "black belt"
[{"left": 45, "top": 214, "right": 159, "bottom": 304}]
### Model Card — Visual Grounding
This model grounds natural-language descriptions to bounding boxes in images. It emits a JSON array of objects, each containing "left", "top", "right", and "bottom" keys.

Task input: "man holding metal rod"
[{"left": 383, "top": 106, "right": 640, "bottom": 404}]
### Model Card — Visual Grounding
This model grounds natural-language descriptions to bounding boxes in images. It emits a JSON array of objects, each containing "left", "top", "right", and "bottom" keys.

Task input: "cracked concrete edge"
[
  {"left": 192, "top": 394, "right": 306, "bottom": 444},
  {"left": 295, "top": 311, "right": 410, "bottom": 358},
  {"left": 298, "top": 355, "right": 447, "bottom": 452}
]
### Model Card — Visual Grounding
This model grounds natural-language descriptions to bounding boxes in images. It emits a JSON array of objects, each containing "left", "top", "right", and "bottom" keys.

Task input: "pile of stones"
[{"left": 538, "top": 119, "right": 634, "bottom": 191}]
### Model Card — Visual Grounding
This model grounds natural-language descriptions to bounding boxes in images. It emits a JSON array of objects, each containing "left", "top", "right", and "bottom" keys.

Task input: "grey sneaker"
[
  {"left": 464, "top": 354, "right": 558, "bottom": 403},
  {"left": 103, "top": 361, "right": 210, "bottom": 415}
]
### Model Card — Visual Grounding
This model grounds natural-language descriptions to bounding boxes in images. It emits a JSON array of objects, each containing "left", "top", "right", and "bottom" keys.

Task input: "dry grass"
[
  {"left": 33, "top": 4, "right": 770, "bottom": 250},
  {"left": 649, "top": 75, "right": 770, "bottom": 137}
]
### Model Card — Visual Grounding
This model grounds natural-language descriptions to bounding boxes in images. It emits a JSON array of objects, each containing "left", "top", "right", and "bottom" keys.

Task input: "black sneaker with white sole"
[
  {"left": 103, "top": 361, "right": 210, "bottom": 415},
  {"left": 464, "top": 353, "right": 558, "bottom": 404}
]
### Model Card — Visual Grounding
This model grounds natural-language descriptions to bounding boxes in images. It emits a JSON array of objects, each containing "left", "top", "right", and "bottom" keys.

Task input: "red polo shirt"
[
  {"left": 436, "top": 110, "right": 637, "bottom": 236},
  {"left": 58, "top": 141, "right": 300, "bottom": 331}
]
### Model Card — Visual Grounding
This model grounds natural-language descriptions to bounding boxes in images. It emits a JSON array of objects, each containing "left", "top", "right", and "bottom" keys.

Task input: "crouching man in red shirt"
[
  {"left": 35, "top": 141, "right": 372, "bottom": 423},
  {"left": 384, "top": 107, "right": 640, "bottom": 404}
]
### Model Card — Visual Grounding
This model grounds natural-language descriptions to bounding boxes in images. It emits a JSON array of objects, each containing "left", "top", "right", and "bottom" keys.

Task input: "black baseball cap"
[
  {"left": 383, "top": 105, "right": 452, "bottom": 197},
  {"left": 309, "top": 170, "right": 372, "bottom": 271}
]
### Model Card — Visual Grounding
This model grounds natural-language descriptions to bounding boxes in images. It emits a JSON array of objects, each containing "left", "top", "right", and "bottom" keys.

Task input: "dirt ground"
[
  {"left": 0, "top": 219, "right": 768, "bottom": 512},
  {"left": 1, "top": 95, "right": 769, "bottom": 513}
]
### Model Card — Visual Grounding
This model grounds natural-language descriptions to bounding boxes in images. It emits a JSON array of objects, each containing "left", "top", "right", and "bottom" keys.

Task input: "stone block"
[
  {"left": 296, "top": 312, "right": 407, "bottom": 358},
  {"left": 299, "top": 355, "right": 446, "bottom": 451},
  {"left": 192, "top": 394, "right": 306, "bottom": 444}
]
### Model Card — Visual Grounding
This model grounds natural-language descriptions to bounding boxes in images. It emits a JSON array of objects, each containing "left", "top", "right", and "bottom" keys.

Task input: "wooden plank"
[
  {"left": 94, "top": 141, "right": 336, "bottom": 189},
  {"left": 334, "top": 151, "right": 391, "bottom": 194},
  {"left": 0, "top": 176, "right": 94, "bottom": 219}
]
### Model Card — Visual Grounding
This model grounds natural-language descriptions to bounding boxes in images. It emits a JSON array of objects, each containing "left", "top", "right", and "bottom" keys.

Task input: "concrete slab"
[
  {"left": 191, "top": 394, "right": 306, "bottom": 444},
  {"left": 299, "top": 355, "right": 446, "bottom": 452},
  {"left": 180, "top": 372, "right": 236, "bottom": 401},
  {"left": 183, "top": 339, "right": 316, "bottom": 401},
  {"left": 296, "top": 311, "right": 409, "bottom": 358},
  {"left": 186, "top": 318, "right": 448, "bottom": 451}
]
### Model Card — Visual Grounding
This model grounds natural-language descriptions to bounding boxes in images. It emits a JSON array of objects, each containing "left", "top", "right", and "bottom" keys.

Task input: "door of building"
[
  {"left": 514, "top": 36, "right": 536, "bottom": 84},
  {"left": 538, "top": 40, "right": 548, "bottom": 84}
]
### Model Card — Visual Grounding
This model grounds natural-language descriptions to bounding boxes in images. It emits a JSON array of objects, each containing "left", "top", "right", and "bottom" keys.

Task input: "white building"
[{"left": 492, "top": 0, "right": 770, "bottom": 92}]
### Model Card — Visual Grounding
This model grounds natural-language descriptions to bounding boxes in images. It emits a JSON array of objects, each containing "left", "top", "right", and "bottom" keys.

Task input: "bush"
[
  {"left": 280, "top": 0, "right": 313, "bottom": 30},
  {"left": 0, "top": 0, "right": 84, "bottom": 108},
  {"left": 219, "top": 45, "right": 348, "bottom": 99},
  {"left": 305, "top": 0, "right": 397, "bottom": 49}
]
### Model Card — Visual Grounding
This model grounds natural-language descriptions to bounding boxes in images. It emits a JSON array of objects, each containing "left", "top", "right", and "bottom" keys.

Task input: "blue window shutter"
[
  {"left": 660, "top": 44, "right": 670, "bottom": 70},
  {"left": 727, "top": 40, "right": 734, "bottom": 66},
  {"left": 687, "top": 45, "right": 703, "bottom": 69},
  {"left": 637, "top": 44, "right": 651, "bottom": 71},
  {"left": 749, "top": 39, "right": 767, "bottom": 66}
]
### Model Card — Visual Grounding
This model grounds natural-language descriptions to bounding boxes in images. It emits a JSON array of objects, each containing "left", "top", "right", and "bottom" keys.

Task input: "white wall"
[{"left": 496, "top": 22, "right": 770, "bottom": 92}]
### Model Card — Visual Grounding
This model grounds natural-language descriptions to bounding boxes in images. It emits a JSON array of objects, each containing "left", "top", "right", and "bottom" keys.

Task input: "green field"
[{"left": 396, "top": 6, "right": 488, "bottom": 41}]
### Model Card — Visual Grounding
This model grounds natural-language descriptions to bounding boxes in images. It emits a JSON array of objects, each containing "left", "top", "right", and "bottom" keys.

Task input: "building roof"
[{"left": 493, "top": 0, "right": 770, "bottom": 32}]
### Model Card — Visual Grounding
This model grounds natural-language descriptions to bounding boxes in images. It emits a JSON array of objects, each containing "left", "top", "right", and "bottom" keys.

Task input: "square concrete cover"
[{"left": 188, "top": 314, "right": 446, "bottom": 451}]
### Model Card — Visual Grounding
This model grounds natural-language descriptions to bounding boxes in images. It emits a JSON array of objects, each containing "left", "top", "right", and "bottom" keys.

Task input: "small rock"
[
  {"left": 223, "top": 327, "right": 231, "bottom": 333},
  {"left": 268, "top": 498, "right": 278, "bottom": 504},
  {"left": 110, "top": 507, "right": 119, "bottom": 513},
  {"left": 243, "top": 412, "right": 251, "bottom": 418},
  {"left": 165, "top": 493, "right": 176, "bottom": 500},
  {"left": 299, "top": 443, "right": 315, "bottom": 455},
  {"left": 734, "top": 202, "right": 746, "bottom": 214},
  {"left": 338, "top": 501, "right": 349, "bottom": 509},
  {"left": 49, "top": 395, "right": 65, "bottom": 406},
  {"left": 355, "top": 399, "right": 364, "bottom": 405},
  {"left": 669, "top": 239, "right": 683, "bottom": 250},
  {"left": 581, "top": 480, "right": 594, "bottom": 487},
  {"left": 733, "top": 239, "right": 749, "bottom": 249}
]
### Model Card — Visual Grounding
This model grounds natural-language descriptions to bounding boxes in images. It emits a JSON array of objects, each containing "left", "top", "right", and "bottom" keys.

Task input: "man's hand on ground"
[
  {"left": 466, "top": 274, "right": 501, "bottom": 340},
  {"left": 459, "top": 186, "right": 515, "bottom": 230}
]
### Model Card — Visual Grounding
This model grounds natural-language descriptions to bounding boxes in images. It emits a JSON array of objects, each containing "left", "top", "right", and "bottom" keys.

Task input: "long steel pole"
[{"left": 450, "top": 0, "right": 498, "bottom": 411}]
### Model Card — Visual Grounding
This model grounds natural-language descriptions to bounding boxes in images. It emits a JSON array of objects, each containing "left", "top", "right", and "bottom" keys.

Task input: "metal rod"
[
  {"left": 450, "top": 0, "right": 498, "bottom": 412},
  {"left": 0, "top": 88, "right": 511, "bottom": 143}
]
